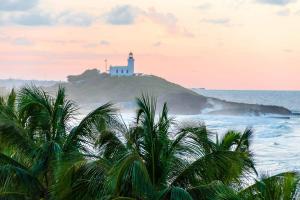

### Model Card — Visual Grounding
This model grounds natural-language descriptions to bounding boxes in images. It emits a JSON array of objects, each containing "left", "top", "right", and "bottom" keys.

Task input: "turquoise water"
[{"left": 185, "top": 89, "right": 300, "bottom": 174}]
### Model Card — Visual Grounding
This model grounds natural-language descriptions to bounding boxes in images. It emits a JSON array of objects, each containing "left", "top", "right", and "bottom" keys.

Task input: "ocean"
[
  {"left": 193, "top": 89, "right": 300, "bottom": 112},
  {"left": 85, "top": 90, "right": 300, "bottom": 175},
  {"left": 189, "top": 89, "right": 300, "bottom": 174}
]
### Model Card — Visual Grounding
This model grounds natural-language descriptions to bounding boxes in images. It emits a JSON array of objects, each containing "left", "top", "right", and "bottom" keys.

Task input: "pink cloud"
[{"left": 143, "top": 7, "right": 194, "bottom": 37}]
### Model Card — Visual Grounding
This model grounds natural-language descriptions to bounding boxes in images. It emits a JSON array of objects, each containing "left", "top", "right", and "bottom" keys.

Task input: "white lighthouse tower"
[{"left": 127, "top": 52, "right": 134, "bottom": 75}]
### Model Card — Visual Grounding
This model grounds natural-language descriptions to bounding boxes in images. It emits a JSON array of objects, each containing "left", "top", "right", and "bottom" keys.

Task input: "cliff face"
[{"left": 48, "top": 69, "right": 292, "bottom": 116}]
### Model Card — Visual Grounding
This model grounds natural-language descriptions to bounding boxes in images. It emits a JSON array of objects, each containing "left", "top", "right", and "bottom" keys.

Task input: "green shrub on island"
[{"left": 0, "top": 86, "right": 298, "bottom": 200}]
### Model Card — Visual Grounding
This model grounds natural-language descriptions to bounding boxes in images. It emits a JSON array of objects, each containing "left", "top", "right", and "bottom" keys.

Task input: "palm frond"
[
  {"left": 0, "top": 192, "right": 28, "bottom": 200},
  {"left": 135, "top": 94, "right": 156, "bottom": 130},
  {"left": 7, "top": 89, "right": 16, "bottom": 111},
  {"left": 0, "top": 165, "right": 44, "bottom": 198},
  {"left": 52, "top": 85, "right": 78, "bottom": 142},
  {"left": 218, "top": 131, "right": 241, "bottom": 151},
  {"left": 0, "top": 152, "right": 28, "bottom": 170},
  {"left": 63, "top": 102, "right": 118, "bottom": 154},
  {"left": 0, "top": 89, "right": 18, "bottom": 122},
  {"left": 0, "top": 122, "right": 35, "bottom": 158},
  {"left": 171, "top": 150, "right": 254, "bottom": 186},
  {"left": 170, "top": 187, "right": 193, "bottom": 200},
  {"left": 240, "top": 172, "right": 300, "bottom": 200},
  {"left": 107, "top": 152, "right": 153, "bottom": 198}
]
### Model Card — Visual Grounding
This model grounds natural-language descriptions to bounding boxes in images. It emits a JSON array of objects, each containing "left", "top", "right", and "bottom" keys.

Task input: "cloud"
[
  {"left": 143, "top": 7, "right": 194, "bottom": 37},
  {"left": 103, "top": 5, "right": 194, "bottom": 37},
  {"left": 197, "top": 3, "right": 212, "bottom": 10},
  {"left": 201, "top": 18, "right": 231, "bottom": 25},
  {"left": 10, "top": 11, "right": 54, "bottom": 26},
  {"left": 153, "top": 41, "right": 161, "bottom": 47},
  {"left": 256, "top": 0, "right": 296, "bottom": 5},
  {"left": 83, "top": 43, "right": 97, "bottom": 48},
  {"left": 100, "top": 40, "right": 110, "bottom": 45},
  {"left": 3, "top": 4, "right": 193, "bottom": 37},
  {"left": 283, "top": 49, "right": 293, "bottom": 53},
  {"left": 294, "top": 10, "right": 300, "bottom": 15},
  {"left": 1, "top": 10, "right": 96, "bottom": 26},
  {"left": 0, "top": 0, "right": 39, "bottom": 11},
  {"left": 83, "top": 40, "right": 110, "bottom": 48},
  {"left": 0, "top": 32, "right": 9, "bottom": 41},
  {"left": 182, "top": 28, "right": 195, "bottom": 37},
  {"left": 276, "top": 8, "right": 290, "bottom": 16},
  {"left": 144, "top": 8, "right": 178, "bottom": 32},
  {"left": 57, "top": 11, "right": 94, "bottom": 27},
  {"left": 104, "top": 5, "right": 139, "bottom": 25},
  {"left": 12, "top": 37, "right": 34, "bottom": 46}
]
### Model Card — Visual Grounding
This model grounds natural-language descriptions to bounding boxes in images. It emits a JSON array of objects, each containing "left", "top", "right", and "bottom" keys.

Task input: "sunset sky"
[{"left": 0, "top": 0, "right": 300, "bottom": 90}]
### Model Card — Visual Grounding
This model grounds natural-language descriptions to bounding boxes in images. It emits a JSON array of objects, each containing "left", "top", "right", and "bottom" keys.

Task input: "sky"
[{"left": 0, "top": 0, "right": 300, "bottom": 90}]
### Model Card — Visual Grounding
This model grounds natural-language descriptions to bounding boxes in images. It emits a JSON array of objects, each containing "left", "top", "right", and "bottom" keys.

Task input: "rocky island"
[{"left": 47, "top": 69, "right": 291, "bottom": 116}]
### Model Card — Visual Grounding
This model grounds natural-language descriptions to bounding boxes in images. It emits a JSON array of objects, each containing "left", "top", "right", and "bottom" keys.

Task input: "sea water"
[
  {"left": 83, "top": 90, "right": 300, "bottom": 175},
  {"left": 191, "top": 90, "right": 300, "bottom": 174},
  {"left": 194, "top": 89, "right": 300, "bottom": 112}
]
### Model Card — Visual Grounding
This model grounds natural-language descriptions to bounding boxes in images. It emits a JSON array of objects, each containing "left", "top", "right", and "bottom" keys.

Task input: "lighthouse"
[
  {"left": 109, "top": 52, "right": 135, "bottom": 76},
  {"left": 127, "top": 52, "right": 134, "bottom": 75}
]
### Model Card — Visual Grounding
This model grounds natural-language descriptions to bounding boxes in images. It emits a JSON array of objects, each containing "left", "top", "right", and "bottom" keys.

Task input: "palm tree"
[
  {"left": 0, "top": 87, "right": 297, "bottom": 200},
  {"left": 0, "top": 86, "right": 117, "bottom": 199},
  {"left": 213, "top": 172, "right": 300, "bottom": 200},
  {"left": 57, "top": 95, "right": 256, "bottom": 200}
]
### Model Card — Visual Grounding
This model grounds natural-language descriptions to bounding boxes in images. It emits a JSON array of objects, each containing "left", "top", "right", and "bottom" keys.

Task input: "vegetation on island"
[
  {"left": 0, "top": 85, "right": 298, "bottom": 200},
  {"left": 49, "top": 69, "right": 292, "bottom": 115}
]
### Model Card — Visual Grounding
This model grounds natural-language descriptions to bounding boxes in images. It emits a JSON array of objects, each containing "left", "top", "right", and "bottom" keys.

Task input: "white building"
[{"left": 109, "top": 52, "right": 135, "bottom": 76}]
